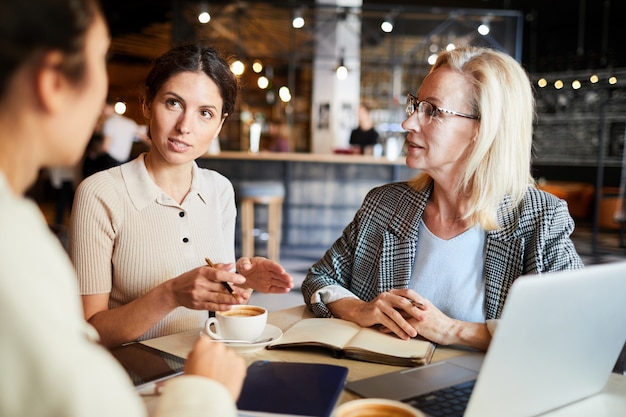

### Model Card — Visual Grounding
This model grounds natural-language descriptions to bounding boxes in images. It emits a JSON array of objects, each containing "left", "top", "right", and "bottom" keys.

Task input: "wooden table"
[{"left": 142, "top": 305, "right": 626, "bottom": 416}]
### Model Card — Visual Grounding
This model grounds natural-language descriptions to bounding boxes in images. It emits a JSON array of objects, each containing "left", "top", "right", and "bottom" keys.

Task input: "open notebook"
[{"left": 346, "top": 261, "right": 626, "bottom": 417}]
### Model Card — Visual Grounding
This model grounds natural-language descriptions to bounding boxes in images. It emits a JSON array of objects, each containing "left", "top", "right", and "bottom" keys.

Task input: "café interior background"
[
  {"left": 101, "top": 0, "right": 626, "bottom": 150},
  {"left": 36, "top": 0, "right": 626, "bottom": 263}
]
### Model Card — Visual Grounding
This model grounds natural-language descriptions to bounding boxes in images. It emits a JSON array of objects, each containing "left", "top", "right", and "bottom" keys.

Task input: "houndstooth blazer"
[{"left": 302, "top": 181, "right": 584, "bottom": 320}]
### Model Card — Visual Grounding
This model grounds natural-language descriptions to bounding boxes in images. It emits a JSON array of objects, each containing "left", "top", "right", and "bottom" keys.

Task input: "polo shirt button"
[
  {"left": 179, "top": 211, "right": 185, "bottom": 217},
  {"left": 182, "top": 237, "right": 189, "bottom": 243}
]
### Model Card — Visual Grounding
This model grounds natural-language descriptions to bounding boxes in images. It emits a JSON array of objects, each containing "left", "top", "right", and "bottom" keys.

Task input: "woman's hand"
[
  {"left": 165, "top": 264, "right": 250, "bottom": 311},
  {"left": 235, "top": 257, "right": 294, "bottom": 293},
  {"left": 374, "top": 290, "right": 492, "bottom": 350},
  {"left": 374, "top": 291, "right": 458, "bottom": 344},
  {"left": 329, "top": 289, "right": 426, "bottom": 340},
  {"left": 185, "top": 336, "right": 246, "bottom": 400}
]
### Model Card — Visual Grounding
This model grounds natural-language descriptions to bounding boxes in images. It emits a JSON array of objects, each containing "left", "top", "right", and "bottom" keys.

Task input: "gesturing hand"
[
  {"left": 236, "top": 256, "right": 294, "bottom": 293},
  {"left": 166, "top": 265, "right": 249, "bottom": 311}
]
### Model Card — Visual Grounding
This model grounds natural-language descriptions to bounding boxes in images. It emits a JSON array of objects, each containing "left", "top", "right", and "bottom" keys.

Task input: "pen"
[
  {"left": 205, "top": 257, "right": 240, "bottom": 303},
  {"left": 403, "top": 297, "right": 424, "bottom": 309}
]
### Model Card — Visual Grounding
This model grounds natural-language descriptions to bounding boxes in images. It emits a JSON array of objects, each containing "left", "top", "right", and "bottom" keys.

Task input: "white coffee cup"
[
  {"left": 331, "top": 398, "right": 425, "bottom": 417},
  {"left": 204, "top": 305, "right": 268, "bottom": 342}
]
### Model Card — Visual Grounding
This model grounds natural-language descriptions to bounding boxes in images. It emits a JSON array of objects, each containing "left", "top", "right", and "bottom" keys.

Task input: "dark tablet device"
[
  {"left": 237, "top": 360, "right": 349, "bottom": 417},
  {"left": 109, "top": 342, "right": 186, "bottom": 391}
]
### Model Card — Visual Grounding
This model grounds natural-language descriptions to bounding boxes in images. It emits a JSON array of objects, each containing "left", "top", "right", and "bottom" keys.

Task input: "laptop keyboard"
[{"left": 403, "top": 379, "right": 476, "bottom": 417}]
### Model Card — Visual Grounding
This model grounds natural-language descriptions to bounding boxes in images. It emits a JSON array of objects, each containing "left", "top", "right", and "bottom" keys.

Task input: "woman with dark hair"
[
  {"left": 70, "top": 44, "right": 293, "bottom": 347},
  {"left": 0, "top": 2, "right": 245, "bottom": 416}
]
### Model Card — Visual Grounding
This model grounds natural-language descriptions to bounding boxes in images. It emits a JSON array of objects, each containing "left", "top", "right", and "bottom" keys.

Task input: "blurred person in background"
[{"left": 349, "top": 103, "right": 380, "bottom": 154}]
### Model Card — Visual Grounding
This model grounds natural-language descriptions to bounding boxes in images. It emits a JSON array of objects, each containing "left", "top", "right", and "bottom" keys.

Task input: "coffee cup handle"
[{"left": 204, "top": 317, "right": 222, "bottom": 339}]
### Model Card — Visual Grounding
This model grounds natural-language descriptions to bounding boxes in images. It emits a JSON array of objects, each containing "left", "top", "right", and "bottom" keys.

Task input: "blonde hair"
[{"left": 409, "top": 46, "right": 536, "bottom": 230}]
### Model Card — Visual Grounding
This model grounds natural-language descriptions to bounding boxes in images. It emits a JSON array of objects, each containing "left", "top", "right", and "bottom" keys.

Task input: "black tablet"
[
  {"left": 109, "top": 342, "right": 186, "bottom": 392},
  {"left": 237, "top": 360, "right": 348, "bottom": 417}
]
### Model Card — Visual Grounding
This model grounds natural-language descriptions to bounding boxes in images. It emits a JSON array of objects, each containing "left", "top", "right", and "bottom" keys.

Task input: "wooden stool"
[{"left": 237, "top": 181, "right": 285, "bottom": 262}]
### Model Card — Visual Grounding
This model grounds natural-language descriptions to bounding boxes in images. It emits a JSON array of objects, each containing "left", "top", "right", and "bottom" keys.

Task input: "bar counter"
[{"left": 197, "top": 151, "right": 417, "bottom": 250}]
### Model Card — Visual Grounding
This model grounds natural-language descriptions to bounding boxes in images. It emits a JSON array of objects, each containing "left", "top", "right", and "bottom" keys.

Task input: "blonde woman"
[{"left": 303, "top": 46, "right": 583, "bottom": 351}]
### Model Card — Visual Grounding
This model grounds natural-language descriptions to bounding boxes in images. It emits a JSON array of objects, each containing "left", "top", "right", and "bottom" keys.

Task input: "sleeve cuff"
[
  {"left": 486, "top": 319, "right": 498, "bottom": 336},
  {"left": 310, "top": 285, "right": 359, "bottom": 305},
  {"left": 154, "top": 375, "right": 237, "bottom": 417}
]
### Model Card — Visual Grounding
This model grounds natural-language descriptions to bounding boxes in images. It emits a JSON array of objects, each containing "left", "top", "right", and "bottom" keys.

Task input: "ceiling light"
[
  {"left": 381, "top": 15, "right": 394, "bottom": 33},
  {"left": 336, "top": 57, "right": 348, "bottom": 80},
  {"left": 197, "top": 2, "right": 211, "bottom": 24},
  {"left": 292, "top": 9, "right": 305, "bottom": 29},
  {"left": 198, "top": 11, "right": 211, "bottom": 24},
  {"left": 114, "top": 101, "right": 127, "bottom": 115},
  {"left": 478, "top": 16, "right": 491, "bottom": 36}
]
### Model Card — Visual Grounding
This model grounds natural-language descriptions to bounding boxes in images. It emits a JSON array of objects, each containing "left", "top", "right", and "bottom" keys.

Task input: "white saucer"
[{"left": 200, "top": 324, "right": 283, "bottom": 354}]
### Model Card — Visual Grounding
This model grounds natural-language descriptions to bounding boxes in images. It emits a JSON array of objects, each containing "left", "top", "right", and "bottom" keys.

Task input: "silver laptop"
[{"left": 346, "top": 261, "right": 626, "bottom": 417}]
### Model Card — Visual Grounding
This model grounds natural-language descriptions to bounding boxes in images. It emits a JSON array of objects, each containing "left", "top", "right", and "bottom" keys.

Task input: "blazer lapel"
[{"left": 378, "top": 183, "right": 432, "bottom": 291}]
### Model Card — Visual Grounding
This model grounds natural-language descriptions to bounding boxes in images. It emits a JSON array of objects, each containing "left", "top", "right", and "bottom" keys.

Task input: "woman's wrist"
[{"left": 449, "top": 320, "right": 491, "bottom": 350}]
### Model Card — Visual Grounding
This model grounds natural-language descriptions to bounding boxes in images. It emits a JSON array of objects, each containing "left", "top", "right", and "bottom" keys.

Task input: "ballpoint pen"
[
  {"left": 403, "top": 297, "right": 424, "bottom": 309},
  {"left": 205, "top": 257, "right": 240, "bottom": 303}
]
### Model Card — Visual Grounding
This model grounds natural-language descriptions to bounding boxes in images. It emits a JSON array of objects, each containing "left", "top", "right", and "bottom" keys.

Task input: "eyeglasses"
[{"left": 405, "top": 93, "right": 479, "bottom": 125}]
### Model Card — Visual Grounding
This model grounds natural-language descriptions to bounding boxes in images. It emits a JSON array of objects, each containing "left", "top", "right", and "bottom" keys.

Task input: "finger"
[
  {"left": 269, "top": 274, "right": 294, "bottom": 288},
  {"left": 380, "top": 304, "right": 419, "bottom": 339},
  {"left": 236, "top": 257, "right": 253, "bottom": 272},
  {"left": 210, "top": 269, "right": 246, "bottom": 286}
]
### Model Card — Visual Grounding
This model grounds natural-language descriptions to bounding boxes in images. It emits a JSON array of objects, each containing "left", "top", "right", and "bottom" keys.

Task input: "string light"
[
  {"left": 279, "top": 86, "right": 291, "bottom": 102},
  {"left": 230, "top": 60, "right": 245, "bottom": 76},
  {"left": 535, "top": 72, "right": 624, "bottom": 89},
  {"left": 257, "top": 76, "right": 269, "bottom": 89},
  {"left": 252, "top": 60, "right": 263, "bottom": 73}
]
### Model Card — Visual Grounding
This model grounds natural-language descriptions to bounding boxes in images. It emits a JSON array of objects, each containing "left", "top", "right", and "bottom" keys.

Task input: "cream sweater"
[
  {"left": 0, "top": 172, "right": 237, "bottom": 417},
  {"left": 70, "top": 155, "right": 236, "bottom": 340}
]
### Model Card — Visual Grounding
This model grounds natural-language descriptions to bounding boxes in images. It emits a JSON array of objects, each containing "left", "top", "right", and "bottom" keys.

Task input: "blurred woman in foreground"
[{"left": 0, "top": 0, "right": 245, "bottom": 415}]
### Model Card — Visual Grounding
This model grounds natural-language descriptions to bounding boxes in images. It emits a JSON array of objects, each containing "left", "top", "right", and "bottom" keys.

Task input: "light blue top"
[{"left": 411, "top": 219, "right": 486, "bottom": 322}]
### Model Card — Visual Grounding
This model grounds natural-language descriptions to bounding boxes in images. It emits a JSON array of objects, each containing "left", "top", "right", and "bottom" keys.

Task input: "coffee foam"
[
  {"left": 334, "top": 399, "right": 422, "bottom": 417},
  {"left": 220, "top": 306, "right": 265, "bottom": 317}
]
